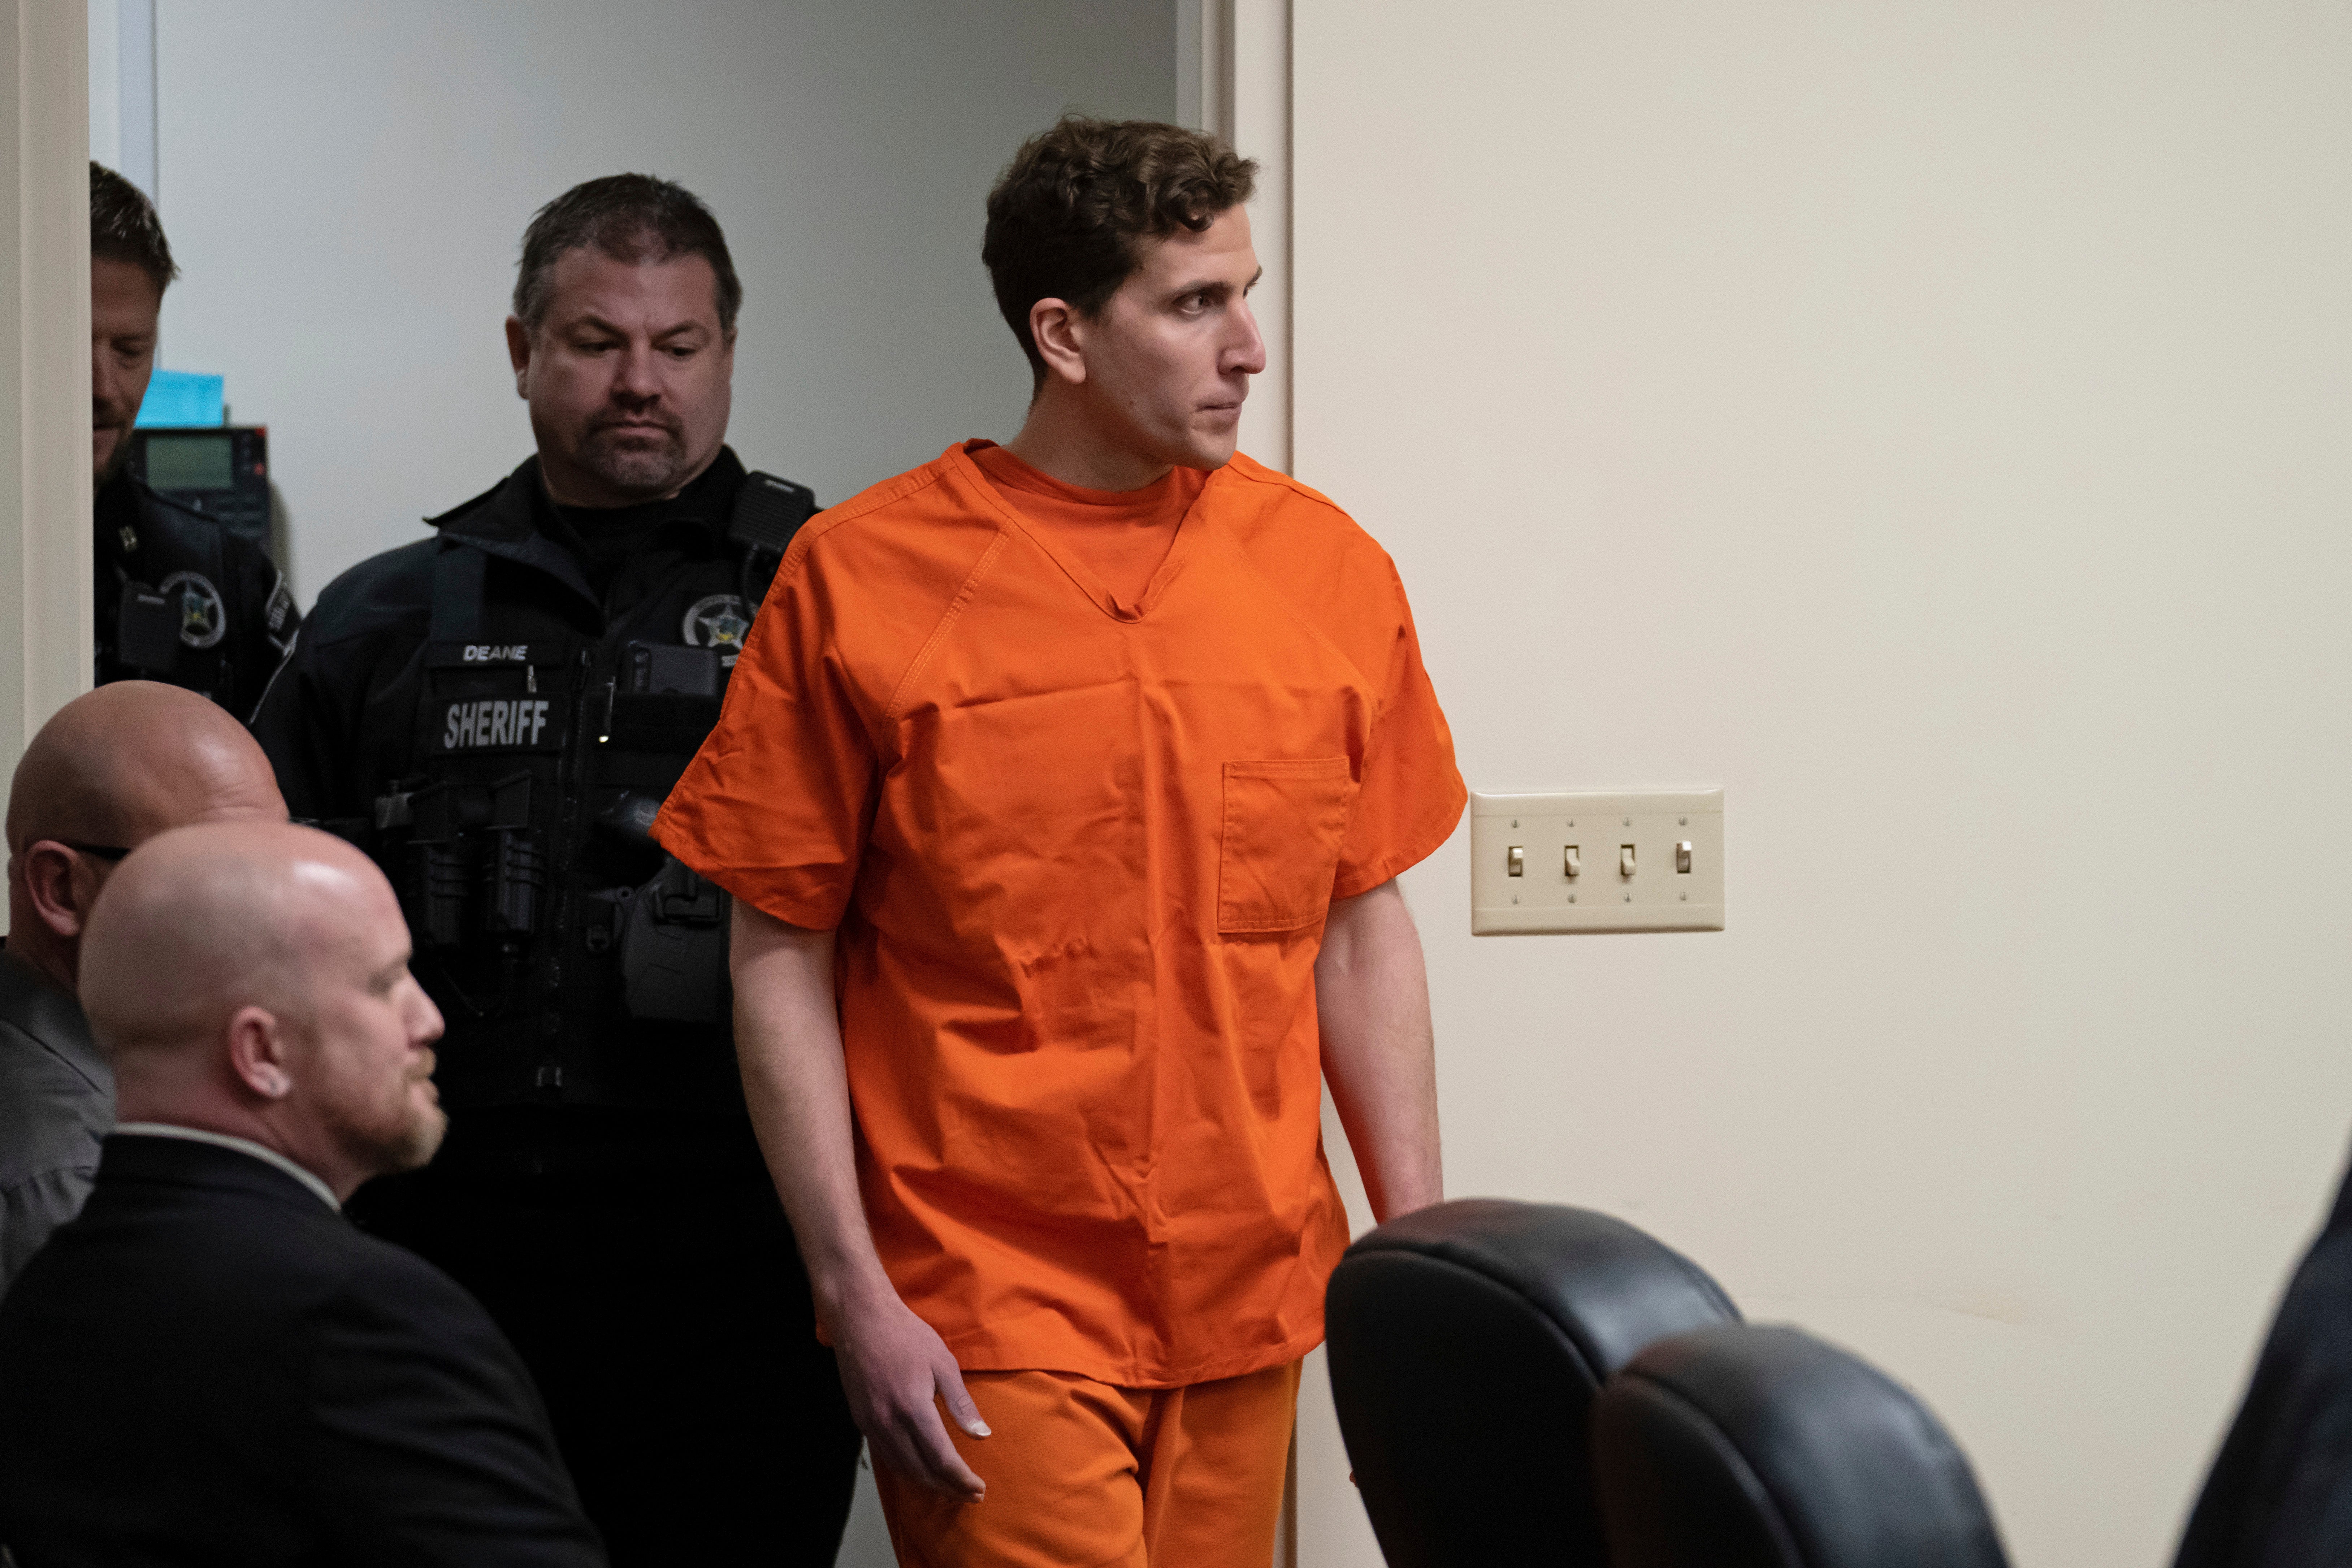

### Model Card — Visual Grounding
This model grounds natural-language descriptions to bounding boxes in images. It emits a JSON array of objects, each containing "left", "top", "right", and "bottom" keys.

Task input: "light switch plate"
[{"left": 1470, "top": 788, "right": 1724, "bottom": 934}]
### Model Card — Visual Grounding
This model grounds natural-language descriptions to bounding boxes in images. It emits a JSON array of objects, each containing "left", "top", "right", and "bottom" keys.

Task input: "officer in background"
[
  {"left": 251, "top": 175, "right": 861, "bottom": 1565},
  {"left": 91, "top": 163, "right": 297, "bottom": 712}
]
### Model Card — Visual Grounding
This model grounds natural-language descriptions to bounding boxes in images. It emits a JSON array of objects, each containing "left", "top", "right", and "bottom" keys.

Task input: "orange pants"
[{"left": 874, "top": 1360, "right": 1303, "bottom": 1568}]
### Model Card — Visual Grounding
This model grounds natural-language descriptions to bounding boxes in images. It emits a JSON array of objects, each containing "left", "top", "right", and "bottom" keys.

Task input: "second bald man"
[{"left": 251, "top": 175, "right": 860, "bottom": 1564}]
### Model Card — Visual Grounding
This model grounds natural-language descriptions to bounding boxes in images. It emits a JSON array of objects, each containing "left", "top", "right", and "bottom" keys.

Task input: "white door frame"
[
  {"left": 1181, "top": 0, "right": 1292, "bottom": 480},
  {"left": 1186, "top": 10, "right": 1323, "bottom": 1561},
  {"left": 1, "top": 0, "right": 97, "bottom": 939}
]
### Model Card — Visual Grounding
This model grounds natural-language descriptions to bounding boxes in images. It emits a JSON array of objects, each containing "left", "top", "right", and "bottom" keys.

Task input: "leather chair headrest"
[
  {"left": 1326, "top": 1198, "right": 1740, "bottom": 1568},
  {"left": 1594, "top": 1324, "right": 2011, "bottom": 1568}
]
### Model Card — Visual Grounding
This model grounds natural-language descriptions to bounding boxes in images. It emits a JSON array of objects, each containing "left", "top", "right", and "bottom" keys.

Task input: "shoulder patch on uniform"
[
  {"left": 264, "top": 570, "right": 299, "bottom": 653},
  {"left": 159, "top": 571, "right": 228, "bottom": 649},
  {"left": 681, "top": 593, "right": 751, "bottom": 654}
]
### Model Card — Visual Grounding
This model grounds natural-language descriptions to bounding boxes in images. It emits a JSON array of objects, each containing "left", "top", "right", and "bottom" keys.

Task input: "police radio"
[{"left": 728, "top": 470, "right": 816, "bottom": 605}]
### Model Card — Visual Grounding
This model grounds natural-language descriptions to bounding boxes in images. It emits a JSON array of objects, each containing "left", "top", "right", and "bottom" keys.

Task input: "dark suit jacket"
[
  {"left": 0, "top": 1134, "right": 606, "bottom": 1567},
  {"left": 2174, "top": 1144, "right": 2352, "bottom": 1568},
  {"left": 0, "top": 949, "right": 110, "bottom": 1296}
]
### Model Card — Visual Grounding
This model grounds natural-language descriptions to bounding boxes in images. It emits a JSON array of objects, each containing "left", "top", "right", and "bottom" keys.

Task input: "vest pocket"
[{"left": 1217, "top": 757, "right": 1356, "bottom": 934}]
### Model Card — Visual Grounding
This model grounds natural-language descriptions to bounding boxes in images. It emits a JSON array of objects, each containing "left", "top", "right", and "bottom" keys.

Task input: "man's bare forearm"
[
  {"left": 729, "top": 901, "right": 894, "bottom": 1317},
  {"left": 1316, "top": 878, "right": 1443, "bottom": 1223},
  {"left": 729, "top": 900, "right": 990, "bottom": 1498}
]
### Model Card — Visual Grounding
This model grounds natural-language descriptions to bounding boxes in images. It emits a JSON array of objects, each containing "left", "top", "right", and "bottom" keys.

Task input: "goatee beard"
[
  {"left": 374, "top": 1104, "right": 448, "bottom": 1175},
  {"left": 333, "top": 1097, "right": 448, "bottom": 1183},
  {"left": 578, "top": 431, "right": 689, "bottom": 501}
]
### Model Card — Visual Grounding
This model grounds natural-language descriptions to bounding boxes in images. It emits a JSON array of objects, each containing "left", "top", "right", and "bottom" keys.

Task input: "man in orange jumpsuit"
[{"left": 655, "top": 116, "right": 1465, "bottom": 1567}]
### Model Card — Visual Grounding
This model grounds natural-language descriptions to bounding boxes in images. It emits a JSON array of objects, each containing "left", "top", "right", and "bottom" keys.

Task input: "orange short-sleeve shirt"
[{"left": 654, "top": 442, "right": 1464, "bottom": 1387}]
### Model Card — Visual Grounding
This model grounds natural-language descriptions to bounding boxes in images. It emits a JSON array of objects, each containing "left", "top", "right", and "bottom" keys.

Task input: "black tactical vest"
[
  {"left": 95, "top": 472, "right": 298, "bottom": 714},
  {"left": 364, "top": 470, "right": 813, "bottom": 1116}
]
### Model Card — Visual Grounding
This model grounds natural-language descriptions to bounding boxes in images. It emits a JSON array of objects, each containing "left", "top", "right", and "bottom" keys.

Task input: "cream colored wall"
[{"left": 1282, "top": 4, "right": 2352, "bottom": 1565}]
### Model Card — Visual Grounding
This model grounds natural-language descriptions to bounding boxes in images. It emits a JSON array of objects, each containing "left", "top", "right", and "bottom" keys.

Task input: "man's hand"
[
  {"left": 728, "top": 901, "right": 991, "bottom": 1502},
  {"left": 832, "top": 1291, "right": 990, "bottom": 1501}
]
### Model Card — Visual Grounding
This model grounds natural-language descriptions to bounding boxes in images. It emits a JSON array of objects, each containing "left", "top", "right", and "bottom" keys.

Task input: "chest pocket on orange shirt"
[{"left": 1218, "top": 757, "right": 1357, "bottom": 935}]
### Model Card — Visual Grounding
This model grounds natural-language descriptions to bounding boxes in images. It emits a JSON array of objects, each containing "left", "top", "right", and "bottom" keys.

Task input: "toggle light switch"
[{"left": 1469, "top": 788, "right": 1724, "bottom": 934}]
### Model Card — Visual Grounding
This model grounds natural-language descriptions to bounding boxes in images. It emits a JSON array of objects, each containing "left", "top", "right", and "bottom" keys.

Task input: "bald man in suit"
[
  {"left": 0, "top": 822, "right": 605, "bottom": 1567},
  {"left": 0, "top": 680, "right": 285, "bottom": 1294}
]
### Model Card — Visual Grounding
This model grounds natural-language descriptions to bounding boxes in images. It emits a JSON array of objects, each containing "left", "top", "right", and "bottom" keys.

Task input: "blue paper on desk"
[{"left": 134, "top": 370, "right": 224, "bottom": 427}]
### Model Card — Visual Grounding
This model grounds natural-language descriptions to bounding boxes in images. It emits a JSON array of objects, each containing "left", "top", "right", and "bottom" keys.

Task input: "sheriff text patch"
[{"left": 435, "top": 697, "right": 560, "bottom": 753}]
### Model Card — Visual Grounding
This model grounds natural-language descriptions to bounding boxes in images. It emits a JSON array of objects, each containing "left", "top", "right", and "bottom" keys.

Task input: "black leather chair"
[
  {"left": 1325, "top": 1198, "right": 1741, "bottom": 1568},
  {"left": 2171, "top": 1144, "right": 2352, "bottom": 1568},
  {"left": 1593, "top": 1323, "right": 2011, "bottom": 1568}
]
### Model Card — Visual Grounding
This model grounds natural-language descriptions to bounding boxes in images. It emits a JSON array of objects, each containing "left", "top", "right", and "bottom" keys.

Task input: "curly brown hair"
[{"left": 983, "top": 117, "right": 1257, "bottom": 386}]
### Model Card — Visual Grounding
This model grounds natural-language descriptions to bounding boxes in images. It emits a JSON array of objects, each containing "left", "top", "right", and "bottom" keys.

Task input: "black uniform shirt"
[
  {"left": 541, "top": 467, "right": 735, "bottom": 607},
  {"left": 95, "top": 469, "right": 299, "bottom": 716},
  {"left": 251, "top": 447, "right": 777, "bottom": 1144}
]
